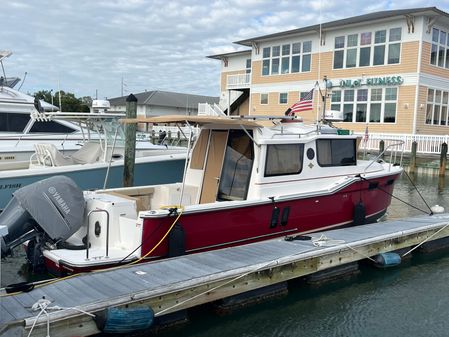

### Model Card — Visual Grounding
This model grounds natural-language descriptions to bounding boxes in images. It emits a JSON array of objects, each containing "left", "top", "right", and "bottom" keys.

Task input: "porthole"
[{"left": 306, "top": 148, "right": 315, "bottom": 160}]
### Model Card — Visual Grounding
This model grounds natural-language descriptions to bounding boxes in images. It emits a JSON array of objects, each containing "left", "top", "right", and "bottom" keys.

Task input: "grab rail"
[
  {"left": 363, "top": 140, "right": 405, "bottom": 174},
  {"left": 86, "top": 209, "right": 110, "bottom": 260}
]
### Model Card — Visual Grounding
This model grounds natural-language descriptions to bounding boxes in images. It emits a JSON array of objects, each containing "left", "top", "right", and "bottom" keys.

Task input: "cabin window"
[
  {"left": 0, "top": 113, "right": 30, "bottom": 132},
  {"left": 264, "top": 144, "right": 304, "bottom": 177},
  {"left": 217, "top": 130, "right": 254, "bottom": 201},
  {"left": 316, "top": 139, "right": 356, "bottom": 167},
  {"left": 30, "top": 121, "right": 77, "bottom": 133}
]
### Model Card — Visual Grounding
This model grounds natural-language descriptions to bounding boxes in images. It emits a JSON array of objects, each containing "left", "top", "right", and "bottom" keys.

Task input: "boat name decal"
[
  {"left": 0, "top": 183, "right": 22, "bottom": 189},
  {"left": 47, "top": 187, "right": 71, "bottom": 214}
]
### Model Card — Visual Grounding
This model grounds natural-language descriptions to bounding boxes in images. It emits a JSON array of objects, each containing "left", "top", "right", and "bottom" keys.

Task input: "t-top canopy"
[{"left": 120, "top": 115, "right": 264, "bottom": 127}]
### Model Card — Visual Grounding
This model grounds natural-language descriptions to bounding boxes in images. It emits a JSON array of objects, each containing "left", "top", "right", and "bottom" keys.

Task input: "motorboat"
[
  {"left": 0, "top": 111, "right": 186, "bottom": 210},
  {"left": 0, "top": 115, "right": 403, "bottom": 275}
]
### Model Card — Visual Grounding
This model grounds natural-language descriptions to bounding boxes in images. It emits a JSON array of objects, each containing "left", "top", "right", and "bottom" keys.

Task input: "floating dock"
[{"left": 1, "top": 213, "right": 449, "bottom": 337}]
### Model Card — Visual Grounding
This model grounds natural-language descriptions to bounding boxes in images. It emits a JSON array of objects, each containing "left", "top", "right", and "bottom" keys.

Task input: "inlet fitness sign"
[{"left": 339, "top": 76, "right": 404, "bottom": 88}]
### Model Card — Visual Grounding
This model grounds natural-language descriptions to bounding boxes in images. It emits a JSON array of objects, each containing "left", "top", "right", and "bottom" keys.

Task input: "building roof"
[
  {"left": 207, "top": 49, "right": 252, "bottom": 60},
  {"left": 109, "top": 90, "right": 219, "bottom": 109},
  {"left": 235, "top": 7, "right": 448, "bottom": 46}
]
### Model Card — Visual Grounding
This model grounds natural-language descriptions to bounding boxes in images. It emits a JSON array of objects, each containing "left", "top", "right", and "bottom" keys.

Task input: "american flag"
[{"left": 286, "top": 89, "right": 314, "bottom": 116}]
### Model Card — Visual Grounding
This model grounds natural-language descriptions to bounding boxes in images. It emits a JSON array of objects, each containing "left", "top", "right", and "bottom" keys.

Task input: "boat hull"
[
  {"left": 44, "top": 172, "right": 400, "bottom": 275},
  {"left": 140, "top": 173, "right": 399, "bottom": 257}
]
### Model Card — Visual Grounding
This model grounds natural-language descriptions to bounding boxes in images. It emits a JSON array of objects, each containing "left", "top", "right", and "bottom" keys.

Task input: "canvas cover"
[{"left": 13, "top": 176, "right": 85, "bottom": 240}]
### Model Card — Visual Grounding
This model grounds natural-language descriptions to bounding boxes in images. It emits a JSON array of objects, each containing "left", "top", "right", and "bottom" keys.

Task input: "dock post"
[
  {"left": 379, "top": 140, "right": 385, "bottom": 159},
  {"left": 410, "top": 141, "right": 417, "bottom": 174},
  {"left": 440, "top": 142, "right": 447, "bottom": 177},
  {"left": 123, "top": 94, "right": 138, "bottom": 187}
]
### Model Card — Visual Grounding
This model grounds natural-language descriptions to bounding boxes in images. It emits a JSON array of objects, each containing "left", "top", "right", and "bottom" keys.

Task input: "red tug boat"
[{"left": 0, "top": 115, "right": 403, "bottom": 275}]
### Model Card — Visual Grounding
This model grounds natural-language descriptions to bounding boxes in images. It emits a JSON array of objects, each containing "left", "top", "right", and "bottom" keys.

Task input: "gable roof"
[
  {"left": 109, "top": 90, "right": 219, "bottom": 108},
  {"left": 235, "top": 7, "right": 448, "bottom": 46}
]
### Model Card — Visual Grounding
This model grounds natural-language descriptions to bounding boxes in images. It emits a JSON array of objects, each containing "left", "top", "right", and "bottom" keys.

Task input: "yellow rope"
[
  {"left": 1, "top": 206, "right": 184, "bottom": 297},
  {"left": 128, "top": 206, "right": 183, "bottom": 265}
]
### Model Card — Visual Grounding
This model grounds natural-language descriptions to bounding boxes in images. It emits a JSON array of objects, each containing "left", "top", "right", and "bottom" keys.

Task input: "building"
[
  {"left": 109, "top": 90, "right": 219, "bottom": 117},
  {"left": 209, "top": 7, "right": 449, "bottom": 135}
]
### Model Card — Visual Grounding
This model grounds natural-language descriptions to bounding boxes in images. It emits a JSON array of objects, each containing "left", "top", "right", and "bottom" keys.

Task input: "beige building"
[{"left": 209, "top": 7, "right": 449, "bottom": 135}]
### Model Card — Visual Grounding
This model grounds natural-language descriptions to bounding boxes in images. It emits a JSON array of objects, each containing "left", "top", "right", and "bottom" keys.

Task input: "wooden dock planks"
[{"left": 1, "top": 213, "right": 449, "bottom": 337}]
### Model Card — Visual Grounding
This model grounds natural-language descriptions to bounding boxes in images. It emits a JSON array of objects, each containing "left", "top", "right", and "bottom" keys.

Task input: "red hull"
[
  {"left": 43, "top": 173, "right": 399, "bottom": 275},
  {"left": 140, "top": 174, "right": 399, "bottom": 258}
]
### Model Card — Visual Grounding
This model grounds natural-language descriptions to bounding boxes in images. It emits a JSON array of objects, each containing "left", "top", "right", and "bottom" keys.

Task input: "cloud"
[{"left": 2, "top": 0, "right": 448, "bottom": 99}]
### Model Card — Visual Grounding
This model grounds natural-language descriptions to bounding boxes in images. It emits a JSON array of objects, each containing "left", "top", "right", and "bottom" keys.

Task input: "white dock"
[{"left": 1, "top": 213, "right": 449, "bottom": 337}]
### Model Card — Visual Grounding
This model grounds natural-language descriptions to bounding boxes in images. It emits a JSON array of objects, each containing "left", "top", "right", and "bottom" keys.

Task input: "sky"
[{"left": 2, "top": 0, "right": 449, "bottom": 100}]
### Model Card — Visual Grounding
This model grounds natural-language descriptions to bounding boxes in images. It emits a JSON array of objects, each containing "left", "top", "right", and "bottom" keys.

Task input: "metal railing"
[
  {"left": 358, "top": 132, "right": 449, "bottom": 154},
  {"left": 226, "top": 73, "right": 251, "bottom": 89},
  {"left": 364, "top": 140, "right": 405, "bottom": 173}
]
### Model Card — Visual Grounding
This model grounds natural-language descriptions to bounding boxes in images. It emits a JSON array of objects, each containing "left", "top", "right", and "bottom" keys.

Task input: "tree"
[{"left": 33, "top": 90, "right": 92, "bottom": 112}]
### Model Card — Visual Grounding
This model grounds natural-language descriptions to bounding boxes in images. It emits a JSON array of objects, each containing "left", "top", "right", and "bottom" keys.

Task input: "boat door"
[{"left": 199, "top": 130, "right": 228, "bottom": 204}]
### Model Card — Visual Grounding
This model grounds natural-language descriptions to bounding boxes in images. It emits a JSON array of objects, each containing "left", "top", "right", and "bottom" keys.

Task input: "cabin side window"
[
  {"left": 0, "top": 113, "right": 30, "bottom": 132},
  {"left": 264, "top": 144, "right": 304, "bottom": 177},
  {"left": 316, "top": 139, "right": 356, "bottom": 167}
]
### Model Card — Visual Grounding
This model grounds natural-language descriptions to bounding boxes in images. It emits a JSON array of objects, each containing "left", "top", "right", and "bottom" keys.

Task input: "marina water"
[{"left": 2, "top": 172, "right": 449, "bottom": 336}]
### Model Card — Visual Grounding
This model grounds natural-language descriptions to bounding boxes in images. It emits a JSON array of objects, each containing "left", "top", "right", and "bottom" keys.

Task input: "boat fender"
[
  {"left": 353, "top": 202, "right": 366, "bottom": 226},
  {"left": 373, "top": 252, "right": 401, "bottom": 268},
  {"left": 95, "top": 306, "right": 154, "bottom": 334},
  {"left": 168, "top": 223, "right": 186, "bottom": 257}
]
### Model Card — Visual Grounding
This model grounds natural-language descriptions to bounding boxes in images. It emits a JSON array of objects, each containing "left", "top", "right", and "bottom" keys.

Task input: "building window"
[
  {"left": 260, "top": 93, "right": 268, "bottom": 105},
  {"left": 330, "top": 87, "right": 398, "bottom": 123},
  {"left": 262, "top": 41, "right": 311, "bottom": 76},
  {"left": 246, "top": 58, "right": 251, "bottom": 74},
  {"left": 333, "top": 28, "right": 401, "bottom": 69},
  {"left": 430, "top": 27, "right": 449, "bottom": 69},
  {"left": 426, "top": 88, "right": 449, "bottom": 126},
  {"left": 279, "top": 92, "right": 288, "bottom": 104}
]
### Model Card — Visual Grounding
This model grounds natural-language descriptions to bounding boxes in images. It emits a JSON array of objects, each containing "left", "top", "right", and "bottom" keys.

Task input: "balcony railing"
[
  {"left": 226, "top": 73, "right": 251, "bottom": 89},
  {"left": 357, "top": 132, "right": 449, "bottom": 154}
]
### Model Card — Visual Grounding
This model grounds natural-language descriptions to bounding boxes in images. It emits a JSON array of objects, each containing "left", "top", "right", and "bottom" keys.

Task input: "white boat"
[
  {"left": 0, "top": 111, "right": 186, "bottom": 209},
  {"left": 0, "top": 114, "right": 403, "bottom": 275}
]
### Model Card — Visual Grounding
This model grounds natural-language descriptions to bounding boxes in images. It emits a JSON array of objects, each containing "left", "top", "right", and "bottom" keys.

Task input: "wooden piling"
[
  {"left": 410, "top": 141, "right": 417, "bottom": 174},
  {"left": 440, "top": 142, "right": 447, "bottom": 177},
  {"left": 379, "top": 140, "right": 385, "bottom": 159},
  {"left": 123, "top": 94, "right": 138, "bottom": 187}
]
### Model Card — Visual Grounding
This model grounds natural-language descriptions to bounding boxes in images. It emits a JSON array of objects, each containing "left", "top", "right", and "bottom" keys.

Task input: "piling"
[
  {"left": 440, "top": 142, "right": 447, "bottom": 177},
  {"left": 123, "top": 94, "right": 138, "bottom": 187},
  {"left": 379, "top": 140, "right": 385, "bottom": 159},
  {"left": 409, "top": 141, "right": 417, "bottom": 174}
]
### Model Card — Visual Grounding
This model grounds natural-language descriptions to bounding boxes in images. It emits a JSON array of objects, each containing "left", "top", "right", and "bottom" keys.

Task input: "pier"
[{"left": 1, "top": 213, "right": 449, "bottom": 337}]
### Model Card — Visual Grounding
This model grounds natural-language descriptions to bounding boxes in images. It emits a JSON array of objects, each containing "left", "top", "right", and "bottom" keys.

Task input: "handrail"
[
  {"left": 86, "top": 209, "right": 110, "bottom": 260},
  {"left": 363, "top": 140, "right": 405, "bottom": 174}
]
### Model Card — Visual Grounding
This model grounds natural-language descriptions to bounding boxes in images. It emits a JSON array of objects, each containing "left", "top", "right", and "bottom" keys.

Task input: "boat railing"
[
  {"left": 363, "top": 140, "right": 405, "bottom": 173},
  {"left": 86, "top": 209, "right": 110, "bottom": 260}
]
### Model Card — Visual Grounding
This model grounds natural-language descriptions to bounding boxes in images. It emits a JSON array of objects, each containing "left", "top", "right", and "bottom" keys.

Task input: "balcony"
[{"left": 226, "top": 73, "right": 251, "bottom": 90}]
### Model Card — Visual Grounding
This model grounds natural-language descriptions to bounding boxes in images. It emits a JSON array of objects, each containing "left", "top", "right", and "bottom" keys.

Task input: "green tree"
[{"left": 33, "top": 90, "right": 92, "bottom": 112}]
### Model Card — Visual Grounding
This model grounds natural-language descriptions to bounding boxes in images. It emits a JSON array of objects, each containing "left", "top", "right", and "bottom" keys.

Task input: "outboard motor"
[{"left": 0, "top": 176, "right": 85, "bottom": 265}]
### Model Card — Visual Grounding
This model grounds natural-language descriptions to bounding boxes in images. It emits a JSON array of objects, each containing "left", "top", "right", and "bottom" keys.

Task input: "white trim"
[{"left": 413, "top": 25, "right": 424, "bottom": 134}]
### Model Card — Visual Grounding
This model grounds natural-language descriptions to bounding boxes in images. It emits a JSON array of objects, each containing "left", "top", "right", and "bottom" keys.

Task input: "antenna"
[{"left": 17, "top": 72, "right": 27, "bottom": 91}]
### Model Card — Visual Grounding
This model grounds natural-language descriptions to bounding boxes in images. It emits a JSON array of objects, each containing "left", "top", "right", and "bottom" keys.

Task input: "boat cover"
[{"left": 13, "top": 176, "right": 85, "bottom": 240}]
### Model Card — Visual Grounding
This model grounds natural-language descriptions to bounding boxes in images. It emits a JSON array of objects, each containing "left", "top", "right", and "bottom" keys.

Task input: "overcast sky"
[{"left": 2, "top": 0, "right": 449, "bottom": 100}]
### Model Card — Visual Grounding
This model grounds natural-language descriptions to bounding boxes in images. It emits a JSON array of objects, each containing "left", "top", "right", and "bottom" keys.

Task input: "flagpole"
[{"left": 316, "top": 0, "right": 322, "bottom": 122}]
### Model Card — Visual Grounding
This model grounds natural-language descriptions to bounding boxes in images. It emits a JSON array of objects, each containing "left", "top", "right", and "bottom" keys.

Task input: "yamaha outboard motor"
[{"left": 0, "top": 176, "right": 85, "bottom": 263}]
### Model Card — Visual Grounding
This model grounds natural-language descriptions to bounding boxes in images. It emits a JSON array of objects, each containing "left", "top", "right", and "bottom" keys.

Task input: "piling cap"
[{"left": 126, "top": 94, "right": 138, "bottom": 102}]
